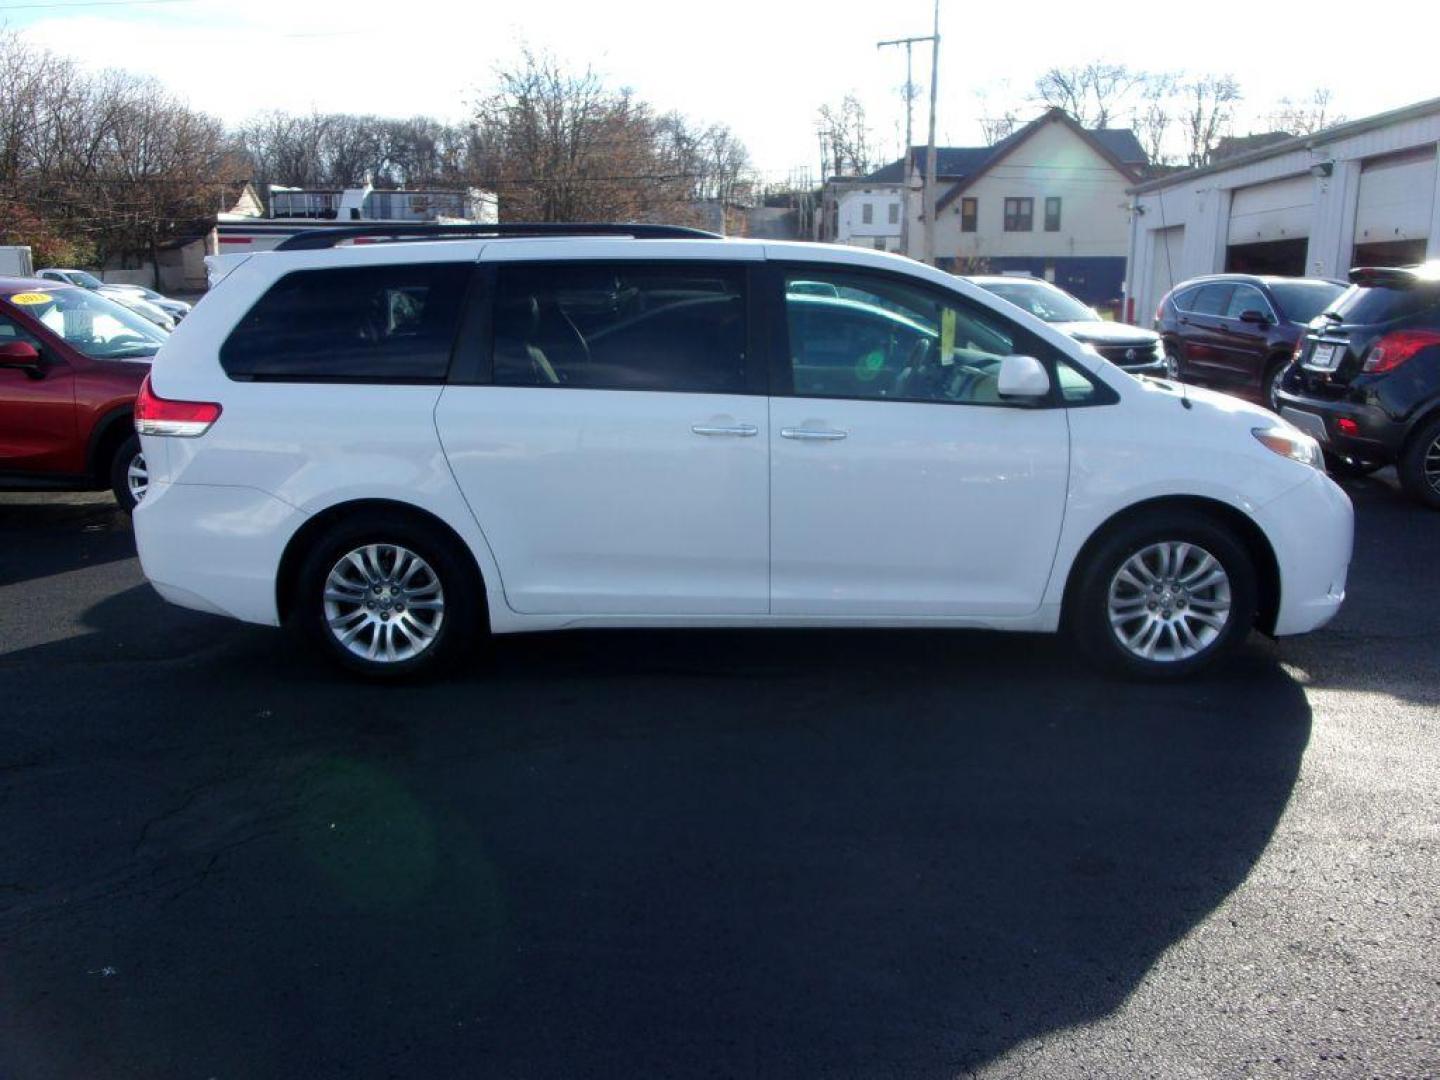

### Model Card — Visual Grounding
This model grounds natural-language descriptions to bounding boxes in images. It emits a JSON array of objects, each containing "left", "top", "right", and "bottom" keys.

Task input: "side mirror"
[
  {"left": 997, "top": 354, "right": 1051, "bottom": 399},
  {"left": 1239, "top": 309, "right": 1271, "bottom": 325},
  {"left": 0, "top": 340, "right": 42, "bottom": 376}
]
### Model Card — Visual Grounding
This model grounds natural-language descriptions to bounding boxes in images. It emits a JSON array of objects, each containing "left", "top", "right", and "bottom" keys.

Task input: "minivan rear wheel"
[
  {"left": 296, "top": 514, "right": 478, "bottom": 678},
  {"left": 1070, "top": 511, "right": 1257, "bottom": 679}
]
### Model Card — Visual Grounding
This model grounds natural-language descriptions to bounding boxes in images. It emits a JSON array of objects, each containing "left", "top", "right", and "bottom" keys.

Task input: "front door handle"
[
  {"left": 692, "top": 423, "right": 759, "bottom": 437},
  {"left": 780, "top": 427, "right": 848, "bottom": 441}
]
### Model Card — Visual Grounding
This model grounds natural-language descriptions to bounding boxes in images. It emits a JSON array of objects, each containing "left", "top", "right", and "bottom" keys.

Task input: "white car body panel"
[
  {"left": 769, "top": 396, "right": 1069, "bottom": 616},
  {"left": 133, "top": 235, "right": 1352, "bottom": 649}
]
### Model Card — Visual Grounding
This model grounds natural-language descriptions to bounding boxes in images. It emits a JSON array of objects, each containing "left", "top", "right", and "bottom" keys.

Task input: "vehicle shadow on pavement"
[
  {"left": 0, "top": 596, "right": 1312, "bottom": 1078},
  {"left": 0, "top": 497, "right": 137, "bottom": 587}
]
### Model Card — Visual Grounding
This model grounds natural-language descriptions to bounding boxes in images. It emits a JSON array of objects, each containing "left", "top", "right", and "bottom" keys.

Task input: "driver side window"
[{"left": 782, "top": 270, "right": 1031, "bottom": 406}]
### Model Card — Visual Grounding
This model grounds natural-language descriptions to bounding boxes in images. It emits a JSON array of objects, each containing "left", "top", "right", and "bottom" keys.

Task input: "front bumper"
[{"left": 1253, "top": 469, "right": 1353, "bottom": 636}]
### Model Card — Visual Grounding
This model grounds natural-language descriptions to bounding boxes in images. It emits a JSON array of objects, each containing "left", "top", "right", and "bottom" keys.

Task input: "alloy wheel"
[
  {"left": 323, "top": 543, "right": 445, "bottom": 663},
  {"left": 127, "top": 452, "right": 148, "bottom": 503},
  {"left": 1425, "top": 435, "right": 1440, "bottom": 495},
  {"left": 1107, "top": 541, "right": 1232, "bottom": 662}
]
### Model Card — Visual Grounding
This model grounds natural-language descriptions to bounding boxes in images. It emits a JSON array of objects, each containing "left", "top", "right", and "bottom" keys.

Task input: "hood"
[
  {"left": 1134, "top": 374, "right": 1279, "bottom": 428},
  {"left": 1054, "top": 321, "right": 1158, "bottom": 346}
]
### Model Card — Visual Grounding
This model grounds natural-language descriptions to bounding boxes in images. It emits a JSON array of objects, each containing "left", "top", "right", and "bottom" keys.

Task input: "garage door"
[
  {"left": 1147, "top": 225, "right": 1184, "bottom": 316},
  {"left": 1227, "top": 175, "right": 1314, "bottom": 246},
  {"left": 1355, "top": 149, "right": 1437, "bottom": 247}
]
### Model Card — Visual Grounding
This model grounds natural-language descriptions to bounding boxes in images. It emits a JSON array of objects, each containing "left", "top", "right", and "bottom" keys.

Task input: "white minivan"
[{"left": 132, "top": 224, "right": 1352, "bottom": 679}]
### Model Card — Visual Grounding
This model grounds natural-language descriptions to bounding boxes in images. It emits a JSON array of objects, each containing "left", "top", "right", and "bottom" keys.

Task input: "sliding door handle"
[
  {"left": 692, "top": 423, "right": 759, "bottom": 437},
  {"left": 780, "top": 427, "right": 848, "bottom": 441}
]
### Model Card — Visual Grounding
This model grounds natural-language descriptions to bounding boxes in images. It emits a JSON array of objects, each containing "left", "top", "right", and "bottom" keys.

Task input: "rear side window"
[
  {"left": 492, "top": 263, "right": 747, "bottom": 393},
  {"left": 1191, "top": 284, "right": 1235, "bottom": 316},
  {"left": 220, "top": 263, "right": 472, "bottom": 381},
  {"left": 1329, "top": 282, "right": 1440, "bottom": 325}
]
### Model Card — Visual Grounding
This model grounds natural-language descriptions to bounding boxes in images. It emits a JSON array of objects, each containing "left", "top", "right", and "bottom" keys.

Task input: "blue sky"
[{"left": 9, "top": 0, "right": 1438, "bottom": 179}]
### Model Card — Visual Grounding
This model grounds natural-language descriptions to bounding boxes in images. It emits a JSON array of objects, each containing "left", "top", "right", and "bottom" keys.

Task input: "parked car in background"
[
  {"left": 35, "top": 268, "right": 178, "bottom": 331},
  {"left": 101, "top": 284, "right": 192, "bottom": 324},
  {"left": 1155, "top": 274, "right": 1346, "bottom": 408},
  {"left": 0, "top": 277, "right": 169, "bottom": 509},
  {"left": 1277, "top": 263, "right": 1440, "bottom": 506},
  {"left": 969, "top": 275, "right": 1171, "bottom": 377},
  {"left": 132, "top": 225, "right": 1351, "bottom": 682}
]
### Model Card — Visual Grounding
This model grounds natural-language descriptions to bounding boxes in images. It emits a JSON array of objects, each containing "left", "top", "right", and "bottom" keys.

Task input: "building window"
[
  {"left": 862, "top": 202, "right": 874, "bottom": 225},
  {"left": 1003, "top": 197, "right": 1033, "bottom": 232},
  {"left": 961, "top": 197, "right": 977, "bottom": 233},
  {"left": 888, "top": 202, "right": 900, "bottom": 225},
  {"left": 1045, "top": 197, "right": 1061, "bottom": 232}
]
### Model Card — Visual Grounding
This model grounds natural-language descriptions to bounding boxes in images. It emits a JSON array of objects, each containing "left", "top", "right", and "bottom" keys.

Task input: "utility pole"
[
  {"left": 924, "top": 0, "right": 941, "bottom": 267},
  {"left": 878, "top": 2, "right": 940, "bottom": 264}
]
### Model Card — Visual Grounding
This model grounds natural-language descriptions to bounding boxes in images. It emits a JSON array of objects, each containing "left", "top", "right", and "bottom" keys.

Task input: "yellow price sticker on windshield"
[
  {"left": 940, "top": 307, "right": 956, "bottom": 365},
  {"left": 8, "top": 292, "right": 51, "bottom": 305}
]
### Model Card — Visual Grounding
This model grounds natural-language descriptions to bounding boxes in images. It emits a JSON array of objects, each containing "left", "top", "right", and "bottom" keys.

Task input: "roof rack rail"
[{"left": 273, "top": 222, "right": 723, "bottom": 252}]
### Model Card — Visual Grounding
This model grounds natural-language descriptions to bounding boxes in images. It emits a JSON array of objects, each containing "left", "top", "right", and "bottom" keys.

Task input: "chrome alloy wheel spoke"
[
  {"left": 1106, "top": 541, "right": 1232, "bottom": 663},
  {"left": 323, "top": 543, "right": 445, "bottom": 663}
]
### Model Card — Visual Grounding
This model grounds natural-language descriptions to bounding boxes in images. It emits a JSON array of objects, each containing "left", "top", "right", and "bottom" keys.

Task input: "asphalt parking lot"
[{"left": 0, "top": 477, "right": 1436, "bottom": 1079}]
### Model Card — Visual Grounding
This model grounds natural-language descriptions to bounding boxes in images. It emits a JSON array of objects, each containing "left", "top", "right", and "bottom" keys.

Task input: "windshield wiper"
[{"left": 1321, "top": 311, "right": 1343, "bottom": 321}]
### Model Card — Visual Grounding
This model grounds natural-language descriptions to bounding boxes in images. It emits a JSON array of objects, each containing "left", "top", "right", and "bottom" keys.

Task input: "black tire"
[
  {"left": 108, "top": 433, "right": 146, "bottom": 512},
  {"left": 1323, "top": 451, "right": 1383, "bottom": 480},
  {"left": 1397, "top": 414, "right": 1440, "bottom": 510},
  {"left": 295, "top": 512, "right": 481, "bottom": 679},
  {"left": 1261, "top": 358, "right": 1289, "bottom": 412},
  {"left": 1069, "top": 510, "right": 1258, "bottom": 679}
]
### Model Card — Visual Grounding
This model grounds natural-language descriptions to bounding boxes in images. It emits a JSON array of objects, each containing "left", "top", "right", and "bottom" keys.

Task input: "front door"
[
  {"left": 767, "top": 267, "right": 1072, "bottom": 617},
  {"left": 0, "top": 313, "right": 76, "bottom": 476},
  {"left": 436, "top": 260, "right": 770, "bottom": 616}
]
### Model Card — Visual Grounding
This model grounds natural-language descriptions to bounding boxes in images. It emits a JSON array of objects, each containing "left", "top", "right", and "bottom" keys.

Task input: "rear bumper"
[
  {"left": 1254, "top": 470, "right": 1353, "bottom": 636},
  {"left": 132, "top": 480, "right": 304, "bottom": 626},
  {"left": 1275, "top": 387, "right": 1406, "bottom": 462}
]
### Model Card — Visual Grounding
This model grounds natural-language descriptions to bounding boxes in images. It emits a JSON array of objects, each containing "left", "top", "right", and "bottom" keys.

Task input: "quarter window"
[
  {"left": 1003, "top": 197, "right": 1034, "bottom": 232},
  {"left": 220, "top": 263, "right": 472, "bottom": 381},
  {"left": 492, "top": 264, "right": 748, "bottom": 394},
  {"left": 782, "top": 269, "right": 1065, "bottom": 406}
]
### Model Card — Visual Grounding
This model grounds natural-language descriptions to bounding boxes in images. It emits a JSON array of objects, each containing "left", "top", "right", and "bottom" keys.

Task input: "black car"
[
  {"left": 1155, "top": 274, "right": 1346, "bottom": 408},
  {"left": 968, "top": 275, "right": 1171, "bottom": 376},
  {"left": 1276, "top": 263, "right": 1440, "bottom": 507}
]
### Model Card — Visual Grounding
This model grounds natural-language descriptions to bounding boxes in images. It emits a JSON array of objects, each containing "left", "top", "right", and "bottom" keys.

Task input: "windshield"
[
  {"left": 4, "top": 286, "right": 167, "bottom": 359},
  {"left": 63, "top": 270, "right": 106, "bottom": 290},
  {"left": 1267, "top": 281, "right": 1344, "bottom": 323},
  {"left": 977, "top": 280, "right": 1095, "bottom": 323}
]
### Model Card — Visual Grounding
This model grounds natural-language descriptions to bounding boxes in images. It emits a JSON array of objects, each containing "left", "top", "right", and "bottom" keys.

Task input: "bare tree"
[
  {"left": 1034, "top": 63, "right": 1145, "bottom": 128},
  {"left": 1132, "top": 73, "right": 1178, "bottom": 166},
  {"left": 471, "top": 50, "right": 700, "bottom": 223},
  {"left": 1179, "top": 74, "right": 1242, "bottom": 167},
  {"left": 1268, "top": 87, "right": 1344, "bottom": 136},
  {"left": 816, "top": 94, "right": 875, "bottom": 177}
]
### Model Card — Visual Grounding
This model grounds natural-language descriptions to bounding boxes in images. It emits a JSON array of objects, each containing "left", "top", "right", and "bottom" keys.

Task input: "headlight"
[
  {"left": 1151, "top": 341, "right": 1165, "bottom": 360},
  {"left": 1253, "top": 425, "right": 1323, "bottom": 469}
]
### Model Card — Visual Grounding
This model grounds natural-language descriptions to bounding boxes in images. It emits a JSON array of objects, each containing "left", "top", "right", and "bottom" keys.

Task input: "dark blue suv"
[{"left": 1276, "top": 263, "right": 1440, "bottom": 508}]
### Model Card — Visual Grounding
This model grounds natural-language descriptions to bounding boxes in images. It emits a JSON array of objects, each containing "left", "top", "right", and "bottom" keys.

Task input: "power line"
[{"left": 0, "top": 0, "right": 196, "bottom": 11}]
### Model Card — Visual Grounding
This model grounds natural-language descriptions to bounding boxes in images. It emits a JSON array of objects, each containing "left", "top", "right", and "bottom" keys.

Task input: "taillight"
[
  {"left": 1154, "top": 300, "right": 1165, "bottom": 324},
  {"left": 1362, "top": 330, "right": 1440, "bottom": 374},
  {"left": 134, "top": 374, "right": 221, "bottom": 437}
]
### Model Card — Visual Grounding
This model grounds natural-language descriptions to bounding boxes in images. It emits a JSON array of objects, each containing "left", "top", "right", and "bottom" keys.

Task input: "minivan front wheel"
[
  {"left": 1071, "top": 512, "right": 1257, "bottom": 678},
  {"left": 297, "top": 514, "right": 478, "bottom": 678}
]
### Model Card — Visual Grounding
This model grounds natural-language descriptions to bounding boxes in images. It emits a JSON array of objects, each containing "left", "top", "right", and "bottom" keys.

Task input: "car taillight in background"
[
  {"left": 1362, "top": 329, "right": 1440, "bottom": 374},
  {"left": 134, "top": 374, "right": 222, "bottom": 437}
]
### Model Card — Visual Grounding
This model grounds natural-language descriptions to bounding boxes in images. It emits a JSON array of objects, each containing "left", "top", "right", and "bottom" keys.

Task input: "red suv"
[{"left": 0, "top": 277, "right": 169, "bottom": 510}]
